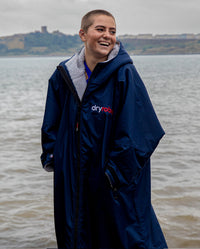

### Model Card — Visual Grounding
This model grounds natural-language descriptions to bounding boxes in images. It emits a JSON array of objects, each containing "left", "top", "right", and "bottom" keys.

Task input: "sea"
[{"left": 0, "top": 54, "right": 200, "bottom": 248}]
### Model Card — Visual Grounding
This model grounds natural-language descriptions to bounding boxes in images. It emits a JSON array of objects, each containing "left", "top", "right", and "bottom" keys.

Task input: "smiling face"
[{"left": 79, "top": 14, "right": 116, "bottom": 67}]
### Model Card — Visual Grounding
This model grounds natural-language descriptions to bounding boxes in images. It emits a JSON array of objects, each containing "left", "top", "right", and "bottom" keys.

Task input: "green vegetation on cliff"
[
  {"left": 24, "top": 31, "right": 82, "bottom": 55},
  {"left": 0, "top": 31, "right": 82, "bottom": 56}
]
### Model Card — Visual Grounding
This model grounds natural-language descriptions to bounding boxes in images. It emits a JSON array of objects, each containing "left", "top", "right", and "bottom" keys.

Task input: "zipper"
[
  {"left": 105, "top": 167, "right": 119, "bottom": 200},
  {"left": 74, "top": 106, "right": 81, "bottom": 249},
  {"left": 57, "top": 63, "right": 101, "bottom": 248},
  {"left": 57, "top": 65, "right": 81, "bottom": 249},
  {"left": 105, "top": 171, "right": 114, "bottom": 189}
]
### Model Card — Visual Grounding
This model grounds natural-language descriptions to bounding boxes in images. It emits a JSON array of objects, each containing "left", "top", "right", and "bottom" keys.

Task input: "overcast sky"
[{"left": 0, "top": 0, "right": 200, "bottom": 37}]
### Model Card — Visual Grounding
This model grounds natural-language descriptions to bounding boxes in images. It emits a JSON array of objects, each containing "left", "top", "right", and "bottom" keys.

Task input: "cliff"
[
  {"left": 0, "top": 28, "right": 200, "bottom": 56},
  {"left": 120, "top": 37, "right": 200, "bottom": 55},
  {"left": 0, "top": 30, "right": 82, "bottom": 56}
]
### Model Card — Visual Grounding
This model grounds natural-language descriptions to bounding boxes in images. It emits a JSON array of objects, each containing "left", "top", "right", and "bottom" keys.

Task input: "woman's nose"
[{"left": 103, "top": 30, "right": 111, "bottom": 39}]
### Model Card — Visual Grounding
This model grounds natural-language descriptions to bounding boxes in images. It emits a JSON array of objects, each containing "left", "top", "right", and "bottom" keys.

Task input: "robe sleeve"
[
  {"left": 105, "top": 65, "right": 165, "bottom": 189},
  {"left": 40, "top": 70, "right": 62, "bottom": 171}
]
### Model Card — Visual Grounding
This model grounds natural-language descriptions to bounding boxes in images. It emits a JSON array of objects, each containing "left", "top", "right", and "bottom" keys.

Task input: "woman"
[{"left": 41, "top": 9, "right": 168, "bottom": 249}]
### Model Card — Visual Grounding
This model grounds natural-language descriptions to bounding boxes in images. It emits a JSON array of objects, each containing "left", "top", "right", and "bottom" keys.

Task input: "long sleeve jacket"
[{"left": 41, "top": 43, "right": 167, "bottom": 249}]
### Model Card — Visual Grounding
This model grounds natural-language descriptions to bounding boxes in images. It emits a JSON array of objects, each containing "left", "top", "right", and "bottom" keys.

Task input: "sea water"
[{"left": 0, "top": 54, "right": 200, "bottom": 248}]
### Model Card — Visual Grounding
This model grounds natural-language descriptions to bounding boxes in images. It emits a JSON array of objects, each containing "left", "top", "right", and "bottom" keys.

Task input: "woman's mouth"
[{"left": 99, "top": 41, "right": 110, "bottom": 47}]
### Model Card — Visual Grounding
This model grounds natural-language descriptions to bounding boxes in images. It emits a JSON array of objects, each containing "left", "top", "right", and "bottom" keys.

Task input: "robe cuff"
[
  {"left": 41, "top": 153, "right": 54, "bottom": 172},
  {"left": 44, "top": 163, "right": 54, "bottom": 172}
]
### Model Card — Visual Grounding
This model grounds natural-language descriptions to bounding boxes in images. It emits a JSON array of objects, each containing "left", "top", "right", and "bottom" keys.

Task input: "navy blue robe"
[{"left": 41, "top": 43, "right": 168, "bottom": 249}]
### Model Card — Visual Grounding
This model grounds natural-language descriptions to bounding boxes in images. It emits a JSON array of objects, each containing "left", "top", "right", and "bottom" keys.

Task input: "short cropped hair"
[{"left": 81, "top": 9, "right": 116, "bottom": 32}]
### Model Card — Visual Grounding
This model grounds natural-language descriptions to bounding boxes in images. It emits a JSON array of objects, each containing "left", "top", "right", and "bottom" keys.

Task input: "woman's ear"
[{"left": 79, "top": 29, "right": 86, "bottom": 42}]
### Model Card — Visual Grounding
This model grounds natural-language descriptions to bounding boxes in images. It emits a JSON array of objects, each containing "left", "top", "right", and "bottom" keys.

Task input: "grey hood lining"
[{"left": 65, "top": 43, "right": 120, "bottom": 100}]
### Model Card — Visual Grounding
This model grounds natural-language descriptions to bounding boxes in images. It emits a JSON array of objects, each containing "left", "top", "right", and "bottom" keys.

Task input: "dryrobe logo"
[{"left": 91, "top": 104, "right": 113, "bottom": 115}]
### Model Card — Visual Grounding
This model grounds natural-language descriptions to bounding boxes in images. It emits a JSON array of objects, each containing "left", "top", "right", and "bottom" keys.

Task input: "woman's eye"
[
  {"left": 110, "top": 31, "right": 116, "bottom": 35},
  {"left": 97, "top": 28, "right": 104, "bottom": 32}
]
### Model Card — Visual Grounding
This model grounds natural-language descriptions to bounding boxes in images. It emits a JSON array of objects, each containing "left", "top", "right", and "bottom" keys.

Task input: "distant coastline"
[{"left": 0, "top": 26, "right": 200, "bottom": 56}]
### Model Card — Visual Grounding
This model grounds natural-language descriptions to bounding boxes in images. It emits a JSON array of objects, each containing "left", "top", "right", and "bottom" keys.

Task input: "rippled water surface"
[{"left": 0, "top": 55, "right": 200, "bottom": 248}]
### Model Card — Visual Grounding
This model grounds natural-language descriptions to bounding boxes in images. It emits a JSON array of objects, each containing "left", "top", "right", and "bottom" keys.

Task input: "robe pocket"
[{"left": 105, "top": 165, "right": 128, "bottom": 191}]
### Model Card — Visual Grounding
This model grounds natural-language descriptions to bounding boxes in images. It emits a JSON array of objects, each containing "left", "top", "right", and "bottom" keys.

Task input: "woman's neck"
[{"left": 84, "top": 52, "right": 107, "bottom": 72}]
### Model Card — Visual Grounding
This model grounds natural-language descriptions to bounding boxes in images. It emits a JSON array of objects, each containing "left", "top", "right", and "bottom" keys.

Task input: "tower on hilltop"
[{"left": 41, "top": 26, "right": 48, "bottom": 33}]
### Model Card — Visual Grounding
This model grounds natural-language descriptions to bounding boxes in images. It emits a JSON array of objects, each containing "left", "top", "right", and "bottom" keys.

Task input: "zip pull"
[{"left": 76, "top": 122, "right": 79, "bottom": 132}]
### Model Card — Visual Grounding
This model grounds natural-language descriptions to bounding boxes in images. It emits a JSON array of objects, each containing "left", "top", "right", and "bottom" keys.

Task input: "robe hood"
[
  {"left": 59, "top": 42, "right": 133, "bottom": 100},
  {"left": 90, "top": 42, "right": 133, "bottom": 83}
]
